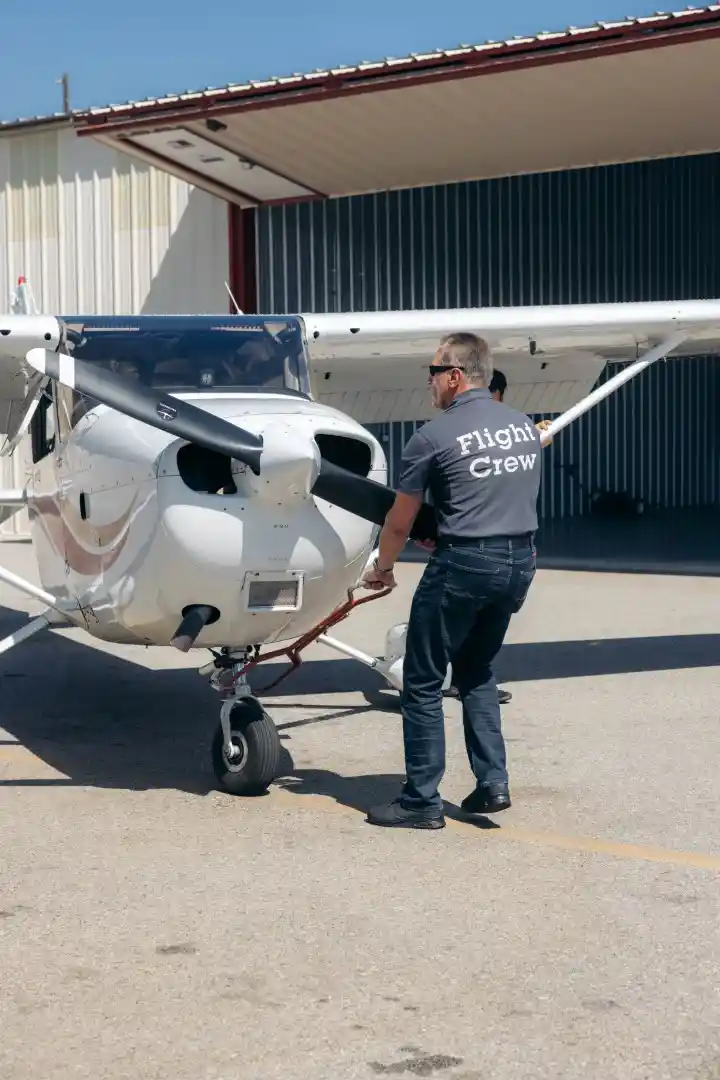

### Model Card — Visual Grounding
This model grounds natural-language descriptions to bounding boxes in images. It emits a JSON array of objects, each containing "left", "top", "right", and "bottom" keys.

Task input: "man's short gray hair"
[{"left": 436, "top": 332, "right": 494, "bottom": 386}]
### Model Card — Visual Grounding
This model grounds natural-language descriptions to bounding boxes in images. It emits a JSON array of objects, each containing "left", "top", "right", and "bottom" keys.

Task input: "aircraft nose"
[
  {"left": 236, "top": 419, "right": 321, "bottom": 502},
  {"left": 159, "top": 417, "right": 321, "bottom": 503}
]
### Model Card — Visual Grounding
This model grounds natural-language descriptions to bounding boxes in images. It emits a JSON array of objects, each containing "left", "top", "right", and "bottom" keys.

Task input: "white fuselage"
[{"left": 25, "top": 392, "right": 385, "bottom": 648}]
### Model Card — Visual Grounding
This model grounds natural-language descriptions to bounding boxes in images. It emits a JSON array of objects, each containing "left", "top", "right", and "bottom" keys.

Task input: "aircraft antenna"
[{"left": 224, "top": 281, "right": 243, "bottom": 314}]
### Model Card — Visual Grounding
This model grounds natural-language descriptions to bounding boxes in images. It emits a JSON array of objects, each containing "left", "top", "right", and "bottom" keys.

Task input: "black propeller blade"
[
  {"left": 312, "top": 460, "right": 438, "bottom": 543},
  {"left": 30, "top": 348, "right": 264, "bottom": 475}
]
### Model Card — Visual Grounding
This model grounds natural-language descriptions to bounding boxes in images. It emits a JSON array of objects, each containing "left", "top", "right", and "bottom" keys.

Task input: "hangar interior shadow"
[
  {"left": 400, "top": 507, "right": 720, "bottom": 576},
  {"left": 534, "top": 506, "right": 720, "bottom": 576},
  {"left": 0, "top": 602, "right": 719, "bottom": 804}
]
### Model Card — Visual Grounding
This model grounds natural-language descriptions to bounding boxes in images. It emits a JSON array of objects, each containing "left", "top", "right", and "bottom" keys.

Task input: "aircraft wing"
[{"left": 300, "top": 300, "right": 720, "bottom": 422}]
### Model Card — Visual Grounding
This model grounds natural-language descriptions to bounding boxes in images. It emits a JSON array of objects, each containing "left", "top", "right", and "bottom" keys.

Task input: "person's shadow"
[{"left": 273, "top": 769, "right": 500, "bottom": 829}]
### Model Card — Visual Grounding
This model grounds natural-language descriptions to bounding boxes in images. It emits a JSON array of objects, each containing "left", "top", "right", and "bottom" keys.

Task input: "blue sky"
[{"left": 3, "top": 0, "right": 669, "bottom": 123}]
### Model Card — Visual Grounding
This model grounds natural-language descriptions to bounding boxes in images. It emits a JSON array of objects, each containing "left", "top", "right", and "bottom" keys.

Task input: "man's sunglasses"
[{"left": 428, "top": 364, "right": 465, "bottom": 376}]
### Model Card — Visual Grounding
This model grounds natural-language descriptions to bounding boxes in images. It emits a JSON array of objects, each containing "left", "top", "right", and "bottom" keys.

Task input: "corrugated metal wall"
[
  {"left": 255, "top": 153, "right": 720, "bottom": 519},
  {"left": 0, "top": 123, "right": 232, "bottom": 539},
  {"left": 0, "top": 124, "right": 230, "bottom": 316},
  {"left": 362, "top": 355, "right": 719, "bottom": 520}
]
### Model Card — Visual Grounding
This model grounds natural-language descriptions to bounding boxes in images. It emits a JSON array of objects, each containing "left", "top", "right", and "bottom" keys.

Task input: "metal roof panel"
[{"left": 71, "top": 6, "right": 720, "bottom": 122}]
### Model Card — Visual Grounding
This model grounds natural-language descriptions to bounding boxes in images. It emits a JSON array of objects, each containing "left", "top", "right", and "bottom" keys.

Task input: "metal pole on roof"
[{"left": 56, "top": 73, "right": 70, "bottom": 115}]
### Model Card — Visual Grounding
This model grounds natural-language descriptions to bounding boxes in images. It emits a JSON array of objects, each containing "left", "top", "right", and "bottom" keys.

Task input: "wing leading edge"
[
  {"left": 300, "top": 299, "right": 720, "bottom": 423},
  {"left": 2, "top": 299, "right": 720, "bottom": 437}
]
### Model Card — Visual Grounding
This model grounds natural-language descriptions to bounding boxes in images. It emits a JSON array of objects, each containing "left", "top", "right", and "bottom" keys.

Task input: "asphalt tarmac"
[{"left": 1, "top": 543, "right": 719, "bottom": 1080}]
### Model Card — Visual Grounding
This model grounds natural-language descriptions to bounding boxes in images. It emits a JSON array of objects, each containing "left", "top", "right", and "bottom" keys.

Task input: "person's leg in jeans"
[
  {"left": 453, "top": 544, "right": 536, "bottom": 814},
  {"left": 366, "top": 542, "right": 535, "bottom": 828},
  {"left": 444, "top": 682, "right": 513, "bottom": 705},
  {"left": 366, "top": 551, "right": 480, "bottom": 828},
  {"left": 399, "top": 557, "right": 455, "bottom": 813},
  {"left": 451, "top": 603, "right": 513, "bottom": 809}
]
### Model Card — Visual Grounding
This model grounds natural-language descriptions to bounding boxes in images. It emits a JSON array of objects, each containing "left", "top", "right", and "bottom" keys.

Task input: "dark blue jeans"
[{"left": 400, "top": 535, "right": 536, "bottom": 814}]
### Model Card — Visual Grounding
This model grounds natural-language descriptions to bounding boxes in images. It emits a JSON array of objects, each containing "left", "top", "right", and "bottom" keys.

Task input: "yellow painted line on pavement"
[
  {"left": 0, "top": 745, "right": 51, "bottom": 759},
  {"left": 3, "top": 743, "right": 719, "bottom": 871},
  {"left": 475, "top": 822, "right": 720, "bottom": 871},
  {"left": 268, "top": 788, "right": 720, "bottom": 872},
  {"left": 0, "top": 743, "right": 67, "bottom": 779}
]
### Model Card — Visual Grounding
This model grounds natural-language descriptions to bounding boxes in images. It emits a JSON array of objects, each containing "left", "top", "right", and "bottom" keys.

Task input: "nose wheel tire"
[{"left": 211, "top": 697, "right": 283, "bottom": 796}]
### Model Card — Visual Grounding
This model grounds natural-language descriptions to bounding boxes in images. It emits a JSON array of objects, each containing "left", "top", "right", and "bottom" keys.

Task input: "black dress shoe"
[
  {"left": 366, "top": 798, "right": 446, "bottom": 829},
  {"left": 460, "top": 783, "right": 511, "bottom": 815}
]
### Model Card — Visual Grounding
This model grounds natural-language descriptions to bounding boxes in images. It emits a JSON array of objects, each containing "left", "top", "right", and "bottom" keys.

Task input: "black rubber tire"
[{"left": 211, "top": 697, "right": 283, "bottom": 796}]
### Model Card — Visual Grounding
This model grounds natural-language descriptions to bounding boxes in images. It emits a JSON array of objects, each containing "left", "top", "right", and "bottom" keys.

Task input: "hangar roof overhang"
[{"left": 73, "top": 6, "right": 720, "bottom": 208}]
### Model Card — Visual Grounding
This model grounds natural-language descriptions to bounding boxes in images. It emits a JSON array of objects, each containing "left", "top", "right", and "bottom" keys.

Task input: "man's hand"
[
  {"left": 360, "top": 560, "right": 397, "bottom": 591},
  {"left": 536, "top": 418, "right": 553, "bottom": 446},
  {"left": 368, "top": 492, "right": 423, "bottom": 588}
]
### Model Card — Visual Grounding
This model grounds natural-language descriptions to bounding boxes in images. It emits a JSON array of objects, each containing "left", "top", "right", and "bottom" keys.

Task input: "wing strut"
[
  {"left": 0, "top": 561, "right": 84, "bottom": 656},
  {"left": 539, "top": 331, "right": 687, "bottom": 446}
]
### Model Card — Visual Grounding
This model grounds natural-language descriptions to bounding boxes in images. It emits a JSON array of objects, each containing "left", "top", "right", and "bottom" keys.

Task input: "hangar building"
[{"left": 1, "top": 6, "right": 719, "bottom": 566}]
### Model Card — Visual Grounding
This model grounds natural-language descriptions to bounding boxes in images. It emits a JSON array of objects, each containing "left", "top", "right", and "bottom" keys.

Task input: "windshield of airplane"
[{"left": 63, "top": 315, "right": 311, "bottom": 397}]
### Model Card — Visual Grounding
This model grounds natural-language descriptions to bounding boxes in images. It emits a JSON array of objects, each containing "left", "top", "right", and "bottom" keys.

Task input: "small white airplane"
[{"left": 1, "top": 277, "right": 719, "bottom": 796}]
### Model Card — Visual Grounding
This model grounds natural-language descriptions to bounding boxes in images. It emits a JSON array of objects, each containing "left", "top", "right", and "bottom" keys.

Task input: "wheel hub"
[
  {"left": 210, "top": 668, "right": 283, "bottom": 797},
  {"left": 223, "top": 729, "right": 249, "bottom": 771}
]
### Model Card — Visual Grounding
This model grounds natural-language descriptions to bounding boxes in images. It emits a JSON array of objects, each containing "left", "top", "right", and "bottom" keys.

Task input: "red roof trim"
[{"left": 75, "top": 8, "right": 720, "bottom": 137}]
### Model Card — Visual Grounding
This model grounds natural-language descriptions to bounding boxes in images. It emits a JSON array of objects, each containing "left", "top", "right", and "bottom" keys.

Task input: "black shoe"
[
  {"left": 460, "top": 783, "right": 511, "bottom": 815},
  {"left": 366, "top": 798, "right": 446, "bottom": 829}
]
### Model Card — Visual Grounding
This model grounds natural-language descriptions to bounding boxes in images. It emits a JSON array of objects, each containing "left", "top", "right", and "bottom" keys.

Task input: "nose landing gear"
[
  {"left": 205, "top": 649, "right": 283, "bottom": 796},
  {"left": 201, "top": 585, "right": 394, "bottom": 797},
  {"left": 212, "top": 696, "right": 283, "bottom": 796}
]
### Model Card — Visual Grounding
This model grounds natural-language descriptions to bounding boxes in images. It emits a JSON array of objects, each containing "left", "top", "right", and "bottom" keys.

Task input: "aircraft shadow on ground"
[{"left": 0, "top": 603, "right": 718, "bottom": 798}]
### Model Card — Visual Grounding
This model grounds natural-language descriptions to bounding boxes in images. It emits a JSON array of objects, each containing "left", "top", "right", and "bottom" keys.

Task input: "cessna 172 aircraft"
[{"left": 1, "top": 278, "right": 719, "bottom": 796}]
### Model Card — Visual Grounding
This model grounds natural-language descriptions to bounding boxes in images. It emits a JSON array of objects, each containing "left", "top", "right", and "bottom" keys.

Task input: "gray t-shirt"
[{"left": 397, "top": 388, "right": 542, "bottom": 539}]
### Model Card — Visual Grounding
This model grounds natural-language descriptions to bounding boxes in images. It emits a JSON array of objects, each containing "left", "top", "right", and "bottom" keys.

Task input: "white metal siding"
[
  {"left": 0, "top": 449, "right": 30, "bottom": 539},
  {"left": 0, "top": 125, "right": 229, "bottom": 315},
  {"left": 0, "top": 123, "right": 231, "bottom": 539}
]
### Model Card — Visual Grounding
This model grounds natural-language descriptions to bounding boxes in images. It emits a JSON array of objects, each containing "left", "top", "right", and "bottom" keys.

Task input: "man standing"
[
  {"left": 443, "top": 366, "right": 546, "bottom": 705},
  {"left": 361, "top": 334, "right": 542, "bottom": 830}
]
